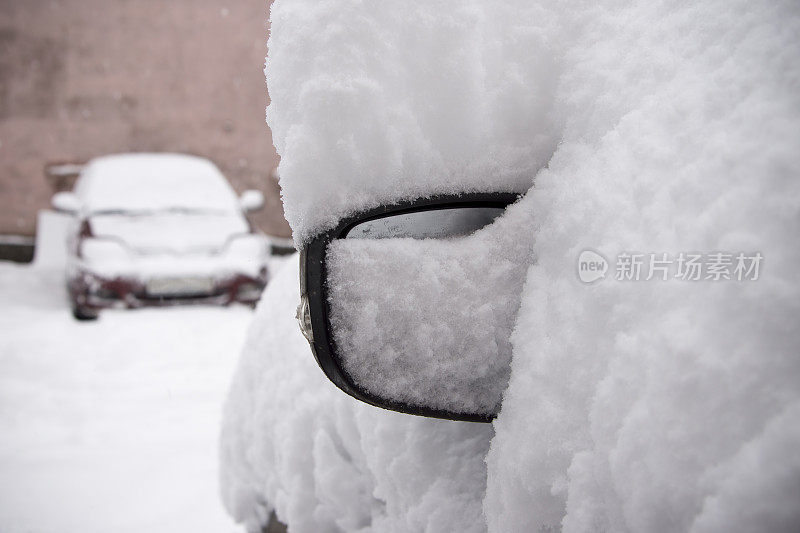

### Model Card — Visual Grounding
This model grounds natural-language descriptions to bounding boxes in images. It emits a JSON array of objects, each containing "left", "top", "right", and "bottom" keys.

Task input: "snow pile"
[
  {"left": 326, "top": 200, "right": 532, "bottom": 416},
  {"left": 76, "top": 154, "right": 241, "bottom": 213},
  {"left": 220, "top": 0, "right": 800, "bottom": 531}
]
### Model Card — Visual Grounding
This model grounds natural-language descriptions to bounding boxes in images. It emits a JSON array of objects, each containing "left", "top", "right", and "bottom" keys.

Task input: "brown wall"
[{"left": 0, "top": 0, "right": 289, "bottom": 237}]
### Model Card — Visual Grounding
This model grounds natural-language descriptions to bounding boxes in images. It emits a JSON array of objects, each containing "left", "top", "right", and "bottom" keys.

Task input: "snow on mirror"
[{"left": 300, "top": 195, "right": 528, "bottom": 422}]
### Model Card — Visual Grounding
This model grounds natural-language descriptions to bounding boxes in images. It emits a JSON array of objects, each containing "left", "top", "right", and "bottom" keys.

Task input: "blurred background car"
[{"left": 52, "top": 153, "right": 270, "bottom": 320}]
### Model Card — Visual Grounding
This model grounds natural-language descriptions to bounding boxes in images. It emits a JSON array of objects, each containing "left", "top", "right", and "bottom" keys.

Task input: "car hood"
[{"left": 89, "top": 213, "right": 249, "bottom": 254}]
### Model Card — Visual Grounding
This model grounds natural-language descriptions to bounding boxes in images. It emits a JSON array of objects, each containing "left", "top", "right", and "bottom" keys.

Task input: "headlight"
[
  {"left": 225, "top": 235, "right": 266, "bottom": 260},
  {"left": 80, "top": 238, "right": 129, "bottom": 263}
]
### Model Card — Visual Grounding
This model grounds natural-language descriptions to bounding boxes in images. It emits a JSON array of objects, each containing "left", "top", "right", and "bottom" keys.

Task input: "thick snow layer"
[
  {"left": 483, "top": 1, "right": 800, "bottom": 532},
  {"left": 326, "top": 199, "right": 532, "bottom": 415},
  {"left": 0, "top": 262, "right": 252, "bottom": 532},
  {"left": 76, "top": 153, "right": 240, "bottom": 214},
  {"left": 220, "top": 256, "right": 493, "bottom": 533},
  {"left": 267, "top": 1, "right": 558, "bottom": 245},
  {"left": 220, "top": 0, "right": 800, "bottom": 531}
]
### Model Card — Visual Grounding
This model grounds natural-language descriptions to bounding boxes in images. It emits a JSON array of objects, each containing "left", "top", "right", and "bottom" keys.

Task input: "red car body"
[{"left": 53, "top": 154, "right": 270, "bottom": 320}]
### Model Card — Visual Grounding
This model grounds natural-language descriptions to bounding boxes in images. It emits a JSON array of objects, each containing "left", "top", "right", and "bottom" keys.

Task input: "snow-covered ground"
[{"left": 0, "top": 260, "right": 253, "bottom": 533}]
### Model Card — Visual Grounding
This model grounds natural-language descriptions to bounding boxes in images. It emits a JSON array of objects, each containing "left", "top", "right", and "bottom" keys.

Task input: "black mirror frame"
[{"left": 299, "top": 192, "right": 521, "bottom": 423}]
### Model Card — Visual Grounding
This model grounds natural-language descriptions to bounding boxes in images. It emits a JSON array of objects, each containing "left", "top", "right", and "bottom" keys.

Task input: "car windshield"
[{"left": 88, "top": 209, "right": 249, "bottom": 252}]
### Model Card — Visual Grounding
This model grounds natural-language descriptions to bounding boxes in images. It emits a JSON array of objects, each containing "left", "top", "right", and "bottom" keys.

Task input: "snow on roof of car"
[{"left": 75, "top": 153, "right": 239, "bottom": 213}]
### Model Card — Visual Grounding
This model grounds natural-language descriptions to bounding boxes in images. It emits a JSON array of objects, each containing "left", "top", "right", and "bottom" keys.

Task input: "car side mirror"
[
  {"left": 297, "top": 193, "right": 523, "bottom": 422},
  {"left": 51, "top": 192, "right": 81, "bottom": 215},
  {"left": 240, "top": 190, "right": 265, "bottom": 212}
]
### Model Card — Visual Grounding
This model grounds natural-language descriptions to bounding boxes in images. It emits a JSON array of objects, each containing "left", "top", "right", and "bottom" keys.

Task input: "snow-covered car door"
[{"left": 220, "top": 0, "right": 800, "bottom": 532}]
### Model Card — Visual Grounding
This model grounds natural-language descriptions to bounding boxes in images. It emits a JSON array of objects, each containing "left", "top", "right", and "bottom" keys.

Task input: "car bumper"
[{"left": 68, "top": 269, "right": 267, "bottom": 310}]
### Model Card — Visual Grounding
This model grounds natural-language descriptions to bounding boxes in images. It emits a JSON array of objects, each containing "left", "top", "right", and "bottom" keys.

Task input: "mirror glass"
[
  {"left": 345, "top": 206, "right": 505, "bottom": 240},
  {"left": 325, "top": 203, "right": 528, "bottom": 418}
]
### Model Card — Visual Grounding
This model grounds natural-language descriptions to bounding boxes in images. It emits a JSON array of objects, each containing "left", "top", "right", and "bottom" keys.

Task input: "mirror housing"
[
  {"left": 297, "top": 192, "right": 521, "bottom": 423},
  {"left": 51, "top": 192, "right": 81, "bottom": 215},
  {"left": 240, "top": 190, "right": 265, "bottom": 212}
]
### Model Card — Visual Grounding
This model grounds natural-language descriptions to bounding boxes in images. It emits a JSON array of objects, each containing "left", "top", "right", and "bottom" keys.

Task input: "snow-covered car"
[
  {"left": 220, "top": 1, "right": 799, "bottom": 532},
  {"left": 51, "top": 153, "right": 270, "bottom": 320}
]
